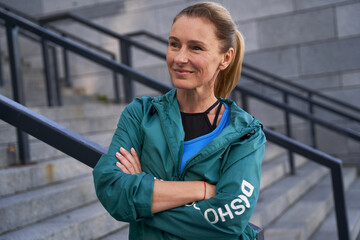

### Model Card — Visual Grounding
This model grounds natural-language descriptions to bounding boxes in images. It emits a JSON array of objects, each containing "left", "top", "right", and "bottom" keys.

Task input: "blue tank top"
[{"left": 180, "top": 102, "right": 230, "bottom": 173}]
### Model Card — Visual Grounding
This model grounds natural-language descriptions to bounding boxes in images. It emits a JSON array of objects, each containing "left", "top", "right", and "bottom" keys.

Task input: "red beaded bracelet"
[{"left": 203, "top": 181, "right": 206, "bottom": 200}]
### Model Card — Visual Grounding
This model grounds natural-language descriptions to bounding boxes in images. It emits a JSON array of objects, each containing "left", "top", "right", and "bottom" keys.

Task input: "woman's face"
[{"left": 167, "top": 16, "right": 230, "bottom": 92}]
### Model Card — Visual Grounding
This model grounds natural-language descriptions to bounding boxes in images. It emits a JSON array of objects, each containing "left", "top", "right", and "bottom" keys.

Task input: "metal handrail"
[
  {"left": 243, "top": 63, "right": 360, "bottom": 113},
  {"left": 241, "top": 71, "right": 360, "bottom": 123},
  {"left": 38, "top": 12, "right": 167, "bottom": 102},
  {"left": 0, "top": 3, "right": 120, "bottom": 103},
  {"left": 0, "top": 9, "right": 171, "bottom": 93},
  {"left": 0, "top": 3, "right": 115, "bottom": 58},
  {"left": 0, "top": 94, "right": 106, "bottom": 168},
  {"left": 234, "top": 85, "right": 360, "bottom": 141},
  {"left": 0, "top": 93, "right": 348, "bottom": 239},
  {"left": 38, "top": 12, "right": 167, "bottom": 60},
  {"left": 234, "top": 84, "right": 360, "bottom": 174}
]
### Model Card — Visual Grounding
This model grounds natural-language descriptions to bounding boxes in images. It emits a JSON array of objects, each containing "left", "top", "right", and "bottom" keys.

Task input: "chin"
[{"left": 172, "top": 81, "right": 197, "bottom": 90}]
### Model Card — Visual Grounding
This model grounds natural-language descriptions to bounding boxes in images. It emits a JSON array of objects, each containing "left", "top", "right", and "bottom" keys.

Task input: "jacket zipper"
[{"left": 153, "top": 104, "right": 181, "bottom": 178}]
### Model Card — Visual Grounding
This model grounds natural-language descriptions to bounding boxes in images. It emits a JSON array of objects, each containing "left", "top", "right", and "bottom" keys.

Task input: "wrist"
[{"left": 202, "top": 181, "right": 206, "bottom": 200}]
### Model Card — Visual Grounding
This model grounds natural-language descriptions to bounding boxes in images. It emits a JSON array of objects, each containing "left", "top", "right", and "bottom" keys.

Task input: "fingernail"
[{"left": 116, "top": 152, "right": 121, "bottom": 157}]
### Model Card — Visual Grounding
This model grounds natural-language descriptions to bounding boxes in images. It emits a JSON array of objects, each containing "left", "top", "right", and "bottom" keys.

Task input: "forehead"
[{"left": 170, "top": 16, "right": 218, "bottom": 43}]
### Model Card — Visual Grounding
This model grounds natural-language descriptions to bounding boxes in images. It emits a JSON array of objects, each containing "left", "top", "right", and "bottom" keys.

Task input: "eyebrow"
[{"left": 169, "top": 36, "right": 207, "bottom": 46}]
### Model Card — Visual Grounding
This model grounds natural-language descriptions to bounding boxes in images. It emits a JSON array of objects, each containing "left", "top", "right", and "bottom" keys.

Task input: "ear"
[{"left": 219, "top": 47, "right": 234, "bottom": 70}]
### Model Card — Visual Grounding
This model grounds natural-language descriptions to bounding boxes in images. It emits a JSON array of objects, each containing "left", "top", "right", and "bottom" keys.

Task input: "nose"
[{"left": 174, "top": 48, "right": 189, "bottom": 64}]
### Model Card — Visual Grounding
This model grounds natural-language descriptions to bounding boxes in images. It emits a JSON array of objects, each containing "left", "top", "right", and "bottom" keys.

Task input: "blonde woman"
[{"left": 93, "top": 2, "right": 266, "bottom": 239}]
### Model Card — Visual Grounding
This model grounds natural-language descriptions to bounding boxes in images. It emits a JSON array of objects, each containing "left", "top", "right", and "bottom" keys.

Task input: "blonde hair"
[{"left": 173, "top": 2, "right": 245, "bottom": 98}]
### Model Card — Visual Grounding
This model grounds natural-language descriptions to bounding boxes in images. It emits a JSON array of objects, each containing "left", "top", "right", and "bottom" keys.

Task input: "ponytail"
[{"left": 215, "top": 31, "right": 245, "bottom": 98}]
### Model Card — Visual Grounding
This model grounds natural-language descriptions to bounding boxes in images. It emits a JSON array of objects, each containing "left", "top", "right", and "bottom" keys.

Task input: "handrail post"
[
  {"left": 331, "top": 165, "right": 350, "bottom": 240},
  {"left": 120, "top": 40, "right": 134, "bottom": 103},
  {"left": 241, "top": 92, "right": 248, "bottom": 112},
  {"left": 308, "top": 92, "right": 317, "bottom": 148},
  {"left": 5, "top": 21, "right": 31, "bottom": 164},
  {"left": 61, "top": 33, "right": 72, "bottom": 87},
  {"left": 41, "top": 38, "right": 55, "bottom": 106},
  {"left": 111, "top": 55, "right": 121, "bottom": 103},
  {"left": 51, "top": 46, "right": 62, "bottom": 106},
  {"left": 248, "top": 223, "right": 264, "bottom": 240},
  {"left": 283, "top": 93, "right": 295, "bottom": 174},
  {"left": 0, "top": 41, "right": 4, "bottom": 86},
  {"left": 62, "top": 47, "right": 72, "bottom": 87}
]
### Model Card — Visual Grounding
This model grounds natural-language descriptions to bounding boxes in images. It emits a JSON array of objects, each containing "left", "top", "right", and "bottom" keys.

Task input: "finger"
[
  {"left": 120, "top": 147, "right": 141, "bottom": 173},
  {"left": 115, "top": 153, "right": 131, "bottom": 173},
  {"left": 130, "top": 147, "right": 142, "bottom": 172},
  {"left": 116, "top": 151, "right": 136, "bottom": 174},
  {"left": 116, "top": 161, "right": 130, "bottom": 174}
]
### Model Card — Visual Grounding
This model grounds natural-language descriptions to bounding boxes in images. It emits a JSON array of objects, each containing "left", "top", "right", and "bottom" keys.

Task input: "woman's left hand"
[{"left": 115, "top": 147, "right": 142, "bottom": 174}]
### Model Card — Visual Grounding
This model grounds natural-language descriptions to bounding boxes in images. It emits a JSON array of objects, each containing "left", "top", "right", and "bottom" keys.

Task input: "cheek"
[{"left": 166, "top": 51, "right": 173, "bottom": 66}]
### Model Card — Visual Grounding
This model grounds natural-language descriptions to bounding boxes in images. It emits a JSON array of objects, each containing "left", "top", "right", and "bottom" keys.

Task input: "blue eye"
[{"left": 193, "top": 46, "right": 203, "bottom": 51}]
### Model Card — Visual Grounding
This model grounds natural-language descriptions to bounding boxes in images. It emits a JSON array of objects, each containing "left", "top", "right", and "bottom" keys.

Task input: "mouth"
[{"left": 173, "top": 68, "right": 193, "bottom": 77}]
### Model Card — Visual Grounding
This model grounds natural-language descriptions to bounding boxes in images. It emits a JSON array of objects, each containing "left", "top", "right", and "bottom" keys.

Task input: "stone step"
[
  {"left": 251, "top": 161, "right": 328, "bottom": 228},
  {"left": 0, "top": 156, "right": 92, "bottom": 198},
  {"left": 260, "top": 152, "right": 307, "bottom": 191},
  {"left": 0, "top": 112, "right": 120, "bottom": 144},
  {"left": 263, "top": 142, "right": 286, "bottom": 164},
  {"left": 0, "top": 103, "right": 125, "bottom": 128},
  {"left": 310, "top": 178, "right": 360, "bottom": 240},
  {"left": 0, "top": 174, "right": 96, "bottom": 235},
  {"left": 100, "top": 226, "right": 130, "bottom": 240},
  {"left": 264, "top": 167, "right": 357, "bottom": 240},
  {"left": 0, "top": 130, "right": 114, "bottom": 168},
  {"left": 0, "top": 201, "right": 127, "bottom": 240}
]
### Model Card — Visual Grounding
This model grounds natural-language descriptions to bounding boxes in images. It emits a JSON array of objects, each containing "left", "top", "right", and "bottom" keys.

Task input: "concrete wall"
[{"left": 0, "top": 0, "right": 359, "bottom": 161}]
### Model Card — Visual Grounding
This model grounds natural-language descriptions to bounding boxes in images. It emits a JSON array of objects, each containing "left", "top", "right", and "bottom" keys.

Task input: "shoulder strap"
[
  {"left": 212, "top": 102, "right": 223, "bottom": 128},
  {"left": 204, "top": 100, "right": 220, "bottom": 114}
]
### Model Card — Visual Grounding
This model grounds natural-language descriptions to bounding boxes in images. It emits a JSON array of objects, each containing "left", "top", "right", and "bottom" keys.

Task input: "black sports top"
[{"left": 180, "top": 100, "right": 223, "bottom": 141}]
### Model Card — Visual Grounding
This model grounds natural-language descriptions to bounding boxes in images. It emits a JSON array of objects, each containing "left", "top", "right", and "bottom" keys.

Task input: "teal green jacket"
[{"left": 93, "top": 89, "right": 266, "bottom": 240}]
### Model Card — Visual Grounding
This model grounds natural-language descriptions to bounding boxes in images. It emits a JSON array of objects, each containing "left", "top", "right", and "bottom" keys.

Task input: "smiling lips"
[{"left": 173, "top": 68, "right": 194, "bottom": 77}]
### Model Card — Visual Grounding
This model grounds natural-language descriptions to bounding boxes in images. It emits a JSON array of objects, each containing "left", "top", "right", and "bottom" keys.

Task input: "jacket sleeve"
[
  {"left": 92, "top": 98, "right": 155, "bottom": 222},
  {"left": 143, "top": 126, "right": 266, "bottom": 240}
]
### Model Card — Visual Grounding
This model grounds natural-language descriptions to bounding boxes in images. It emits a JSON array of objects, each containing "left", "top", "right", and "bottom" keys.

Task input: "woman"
[{"left": 93, "top": 2, "right": 266, "bottom": 240}]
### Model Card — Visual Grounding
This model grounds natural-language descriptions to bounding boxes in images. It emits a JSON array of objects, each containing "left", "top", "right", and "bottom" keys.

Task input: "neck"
[{"left": 176, "top": 88, "right": 217, "bottom": 113}]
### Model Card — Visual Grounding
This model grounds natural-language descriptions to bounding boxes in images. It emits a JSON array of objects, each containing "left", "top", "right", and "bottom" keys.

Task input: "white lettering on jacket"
[
  {"left": 204, "top": 208, "right": 219, "bottom": 224},
  {"left": 204, "top": 179, "right": 254, "bottom": 224}
]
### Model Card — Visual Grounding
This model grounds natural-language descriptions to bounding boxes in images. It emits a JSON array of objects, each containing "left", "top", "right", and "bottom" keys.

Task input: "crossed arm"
[{"left": 115, "top": 147, "right": 216, "bottom": 214}]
